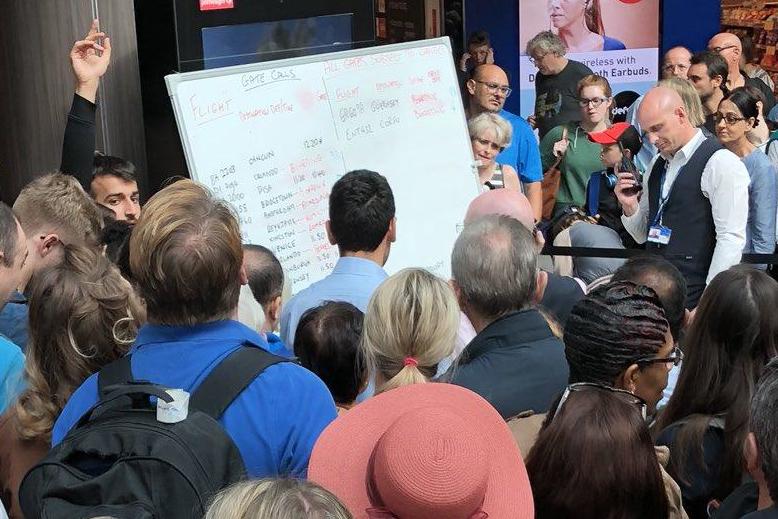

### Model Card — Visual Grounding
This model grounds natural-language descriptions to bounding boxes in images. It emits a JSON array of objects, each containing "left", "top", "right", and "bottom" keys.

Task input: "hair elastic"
[{"left": 403, "top": 357, "right": 418, "bottom": 367}]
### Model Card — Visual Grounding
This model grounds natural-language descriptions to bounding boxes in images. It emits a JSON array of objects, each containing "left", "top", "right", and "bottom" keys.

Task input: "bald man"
[
  {"left": 616, "top": 86, "right": 749, "bottom": 308},
  {"left": 463, "top": 189, "right": 585, "bottom": 326},
  {"left": 709, "top": 32, "right": 775, "bottom": 114},
  {"left": 465, "top": 65, "right": 543, "bottom": 220},
  {"left": 627, "top": 46, "right": 692, "bottom": 172},
  {"left": 662, "top": 47, "right": 692, "bottom": 80}
]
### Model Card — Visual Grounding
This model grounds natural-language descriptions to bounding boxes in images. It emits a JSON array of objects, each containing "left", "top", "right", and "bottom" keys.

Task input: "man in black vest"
[{"left": 615, "top": 86, "right": 749, "bottom": 308}]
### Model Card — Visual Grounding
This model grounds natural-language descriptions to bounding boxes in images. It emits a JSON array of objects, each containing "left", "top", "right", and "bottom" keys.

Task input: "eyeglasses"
[
  {"left": 635, "top": 345, "right": 684, "bottom": 367},
  {"left": 475, "top": 80, "right": 512, "bottom": 97},
  {"left": 713, "top": 112, "right": 747, "bottom": 125},
  {"left": 578, "top": 96, "right": 610, "bottom": 108},
  {"left": 710, "top": 44, "right": 738, "bottom": 53},
  {"left": 472, "top": 137, "right": 505, "bottom": 152},
  {"left": 549, "top": 382, "right": 648, "bottom": 423},
  {"left": 528, "top": 54, "right": 544, "bottom": 65}
]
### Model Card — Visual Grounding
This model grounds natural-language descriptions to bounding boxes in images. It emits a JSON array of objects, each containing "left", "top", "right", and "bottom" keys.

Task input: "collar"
[
  {"left": 130, "top": 319, "right": 266, "bottom": 353},
  {"left": 332, "top": 256, "right": 388, "bottom": 278},
  {"left": 463, "top": 309, "right": 554, "bottom": 360},
  {"left": 662, "top": 128, "right": 704, "bottom": 162}
]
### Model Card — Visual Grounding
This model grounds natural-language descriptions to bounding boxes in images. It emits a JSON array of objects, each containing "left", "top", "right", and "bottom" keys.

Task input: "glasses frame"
[
  {"left": 549, "top": 382, "right": 648, "bottom": 423},
  {"left": 474, "top": 80, "right": 512, "bottom": 98},
  {"left": 635, "top": 345, "right": 684, "bottom": 367},
  {"left": 713, "top": 112, "right": 748, "bottom": 126},
  {"left": 578, "top": 96, "right": 610, "bottom": 108},
  {"left": 711, "top": 44, "right": 738, "bottom": 53}
]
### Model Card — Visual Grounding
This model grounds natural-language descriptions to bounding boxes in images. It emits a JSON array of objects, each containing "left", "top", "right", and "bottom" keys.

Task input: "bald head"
[
  {"left": 464, "top": 190, "right": 535, "bottom": 229},
  {"left": 638, "top": 86, "right": 697, "bottom": 156},
  {"left": 708, "top": 33, "right": 742, "bottom": 73},
  {"left": 468, "top": 65, "right": 510, "bottom": 114},
  {"left": 662, "top": 47, "right": 691, "bottom": 79}
]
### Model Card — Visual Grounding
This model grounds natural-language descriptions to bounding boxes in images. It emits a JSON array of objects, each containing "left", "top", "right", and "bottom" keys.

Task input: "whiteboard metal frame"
[{"left": 164, "top": 37, "right": 476, "bottom": 184}]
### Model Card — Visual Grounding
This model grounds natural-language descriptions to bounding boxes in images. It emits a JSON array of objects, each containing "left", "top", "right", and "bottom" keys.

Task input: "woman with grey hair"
[{"left": 468, "top": 112, "right": 522, "bottom": 192}]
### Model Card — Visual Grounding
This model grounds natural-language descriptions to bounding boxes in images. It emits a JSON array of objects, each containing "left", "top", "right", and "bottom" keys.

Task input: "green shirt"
[{"left": 540, "top": 122, "right": 604, "bottom": 207}]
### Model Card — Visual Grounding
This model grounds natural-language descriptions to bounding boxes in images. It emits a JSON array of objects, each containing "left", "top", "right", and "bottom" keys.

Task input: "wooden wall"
[{"left": 0, "top": 0, "right": 146, "bottom": 204}]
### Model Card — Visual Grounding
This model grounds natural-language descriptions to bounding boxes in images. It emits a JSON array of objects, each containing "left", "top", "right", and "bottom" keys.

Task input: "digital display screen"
[{"left": 202, "top": 14, "right": 354, "bottom": 69}]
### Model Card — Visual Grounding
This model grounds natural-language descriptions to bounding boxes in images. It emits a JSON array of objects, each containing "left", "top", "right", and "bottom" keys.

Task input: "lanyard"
[{"left": 651, "top": 159, "right": 674, "bottom": 226}]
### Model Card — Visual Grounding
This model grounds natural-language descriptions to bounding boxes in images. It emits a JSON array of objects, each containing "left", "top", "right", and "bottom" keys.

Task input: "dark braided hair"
[{"left": 564, "top": 281, "right": 669, "bottom": 385}]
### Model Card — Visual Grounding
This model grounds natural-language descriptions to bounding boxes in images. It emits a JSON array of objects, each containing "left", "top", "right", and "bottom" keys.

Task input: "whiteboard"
[{"left": 166, "top": 38, "right": 479, "bottom": 295}]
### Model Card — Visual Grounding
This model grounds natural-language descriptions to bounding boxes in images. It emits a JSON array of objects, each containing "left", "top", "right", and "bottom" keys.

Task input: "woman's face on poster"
[{"left": 547, "top": 0, "right": 586, "bottom": 30}]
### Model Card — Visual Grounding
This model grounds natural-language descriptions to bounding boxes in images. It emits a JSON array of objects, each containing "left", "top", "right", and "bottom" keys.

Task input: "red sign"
[{"left": 199, "top": 0, "right": 234, "bottom": 11}]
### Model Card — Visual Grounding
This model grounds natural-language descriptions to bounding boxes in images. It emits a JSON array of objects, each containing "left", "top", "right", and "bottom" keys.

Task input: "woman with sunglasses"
[
  {"left": 526, "top": 386, "right": 669, "bottom": 519},
  {"left": 655, "top": 266, "right": 778, "bottom": 519},
  {"left": 467, "top": 112, "right": 521, "bottom": 193},
  {"left": 714, "top": 87, "right": 777, "bottom": 258},
  {"left": 540, "top": 74, "right": 613, "bottom": 217}
]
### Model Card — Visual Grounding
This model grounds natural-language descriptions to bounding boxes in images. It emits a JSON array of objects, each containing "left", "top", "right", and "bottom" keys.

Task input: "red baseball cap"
[
  {"left": 309, "top": 383, "right": 534, "bottom": 519},
  {"left": 587, "top": 122, "right": 633, "bottom": 145}
]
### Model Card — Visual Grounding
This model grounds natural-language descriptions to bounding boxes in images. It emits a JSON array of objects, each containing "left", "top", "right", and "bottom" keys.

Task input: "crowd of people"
[{"left": 1, "top": 18, "right": 778, "bottom": 519}]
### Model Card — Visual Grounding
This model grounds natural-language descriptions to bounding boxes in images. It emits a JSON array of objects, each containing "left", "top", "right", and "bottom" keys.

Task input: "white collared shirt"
[{"left": 622, "top": 129, "right": 749, "bottom": 284}]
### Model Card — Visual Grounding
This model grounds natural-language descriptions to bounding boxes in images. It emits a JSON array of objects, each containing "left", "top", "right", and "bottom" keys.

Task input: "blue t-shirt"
[
  {"left": 496, "top": 109, "right": 543, "bottom": 183},
  {"left": 0, "top": 334, "right": 24, "bottom": 414},
  {"left": 603, "top": 35, "right": 626, "bottom": 51},
  {"left": 52, "top": 320, "right": 337, "bottom": 478}
]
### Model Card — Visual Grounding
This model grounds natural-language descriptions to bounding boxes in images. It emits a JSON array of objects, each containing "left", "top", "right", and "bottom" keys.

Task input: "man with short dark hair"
[
  {"left": 459, "top": 30, "right": 493, "bottom": 74},
  {"left": 0, "top": 203, "right": 27, "bottom": 413},
  {"left": 688, "top": 51, "right": 729, "bottom": 134},
  {"left": 53, "top": 180, "right": 337, "bottom": 477},
  {"left": 466, "top": 64, "right": 543, "bottom": 220},
  {"left": 280, "top": 170, "right": 396, "bottom": 346},
  {"left": 443, "top": 214, "right": 568, "bottom": 419},
  {"left": 60, "top": 21, "right": 141, "bottom": 223},
  {"left": 90, "top": 155, "right": 141, "bottom": 223}
]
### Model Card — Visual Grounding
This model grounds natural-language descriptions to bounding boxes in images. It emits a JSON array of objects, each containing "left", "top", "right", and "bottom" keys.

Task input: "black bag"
[{"left": 19, "top": 345, "right": 289, "bottom": 519}]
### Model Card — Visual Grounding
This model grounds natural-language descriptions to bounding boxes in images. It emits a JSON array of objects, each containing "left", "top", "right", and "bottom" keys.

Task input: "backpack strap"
[
  {"left": 191, "top": 345, "right": 289, "bottom": 419},
  {"left": 97, "top": 355, "right": 134, "bottom": 398}
]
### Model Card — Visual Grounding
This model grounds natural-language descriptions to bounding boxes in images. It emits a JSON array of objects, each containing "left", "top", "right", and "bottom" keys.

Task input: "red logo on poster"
[
  {"left": 200, "top": 0, "right": 234, "bottom": 11},
  {"left": 617, "top": 0, "right": 643, "bottom": 3}
]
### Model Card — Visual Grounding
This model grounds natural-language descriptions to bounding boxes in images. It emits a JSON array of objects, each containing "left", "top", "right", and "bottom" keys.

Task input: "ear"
[
  {"left": 712, "top": 75, "right": 723, "bottom": 88},
  {"left": 533, "top": 270, "right": 548, "bottom": 304},
  {"left": 674, "top": 105, "right": 688, "bottom": 121},
  {"left": 39, "top": 234, "right": 61, "bottom": 258},
  {"left": 267, "top": 295, "right": 282, "bottom": 324},
  {"left": 618, "top": 363, "right": 641, "bottom": 393},
  {"left": 745, "top": 432, "right": 760, "bottom": 474},
  {"left": 684, "top": 307, "right": 695, "bottom": 328},
  {"left": 450, "top": 278, "right": 466, "bottom": 309},
  {"left": 386, "top": 217, "right": 397, "bottom": 244},
  {"left": 325, "top": 220, "right": 337, "bottom": 246},
  {"left": 623, "top": 149, "right": 633, "bottom": 160},
  {"left": 239, "top": 264, "right": 248, "bottom": 286},
  {"left": 466, "top": 78, "right": 477, "bottom": 96}
]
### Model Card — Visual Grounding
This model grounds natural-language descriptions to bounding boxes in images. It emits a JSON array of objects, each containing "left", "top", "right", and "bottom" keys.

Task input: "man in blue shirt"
[
  {"left": 465, "top": 65, "right": 543, "bottom": 220},
  {"left": 280, "top": 170, "right": 395, "bottom": 346},
  {"left": 53, "top": 180, "right": 337, "bottom": 478},
  {"left": 0, "top": 202, "right": 27, "bottom": 412}
]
